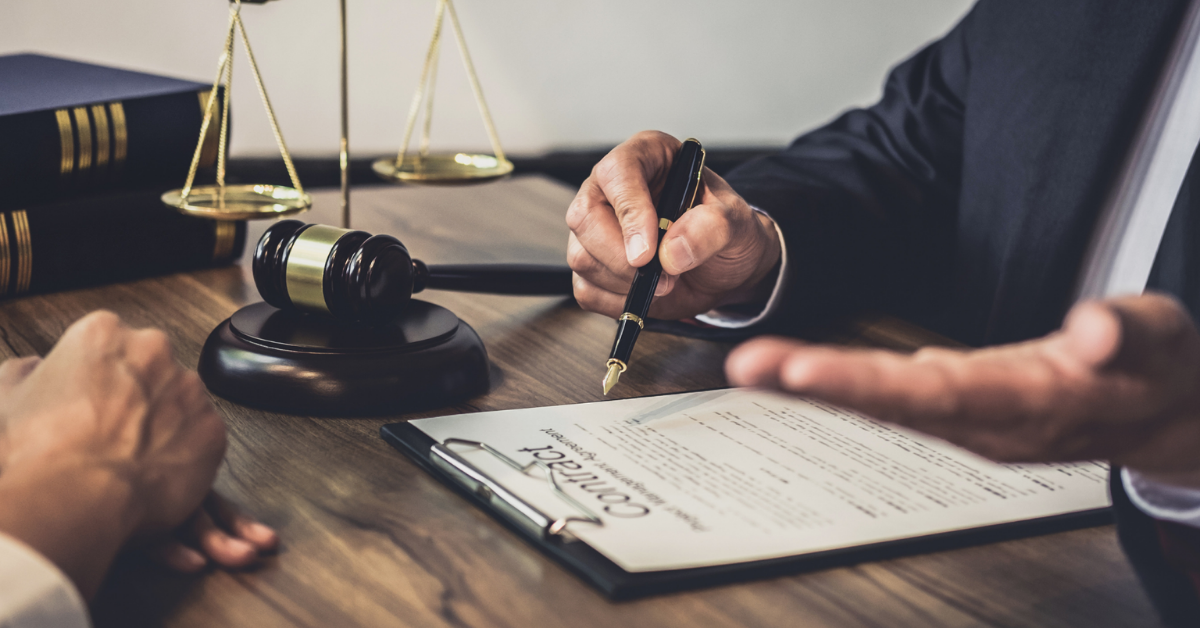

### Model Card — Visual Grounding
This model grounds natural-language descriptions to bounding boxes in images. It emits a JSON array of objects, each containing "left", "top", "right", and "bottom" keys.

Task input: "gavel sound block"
[{"left": 198, "top": 221, "right": 573, "bottom": 416}]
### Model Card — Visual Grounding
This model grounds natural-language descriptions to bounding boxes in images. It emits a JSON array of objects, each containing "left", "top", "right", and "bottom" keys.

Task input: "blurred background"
[{"left": 2, "top": 0, "right": 972, "bottom": 183}]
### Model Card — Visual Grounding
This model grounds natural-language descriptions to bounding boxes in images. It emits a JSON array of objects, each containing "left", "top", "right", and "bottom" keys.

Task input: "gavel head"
[{"left": 252, "top": 220, "right": 428, "bottom": 325}]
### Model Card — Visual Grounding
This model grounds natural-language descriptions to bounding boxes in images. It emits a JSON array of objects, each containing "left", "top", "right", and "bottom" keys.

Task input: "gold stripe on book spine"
[
  {"left": 197, "top": 91, "right": 221, "bottom": 169},
  {"left": 12, "top": 211, "right": 31, "bottom": 295},
  {"left": 0, "top": 214, "right": 12, "bottom": 297},
  {"left": 212, "top": 221, "right": 237, "bottom": 261},
  {"left": 55, "top": 109, "right": 74, "bottom": 177},
  {"left": 72, "top": 108, "right": 93, "bottom": 173},
  {"left": 109, "top": 102, "right": 128, "bottom": 168},
  {"left": 91, "top": 104, "right": 111, "bottom": 169}
]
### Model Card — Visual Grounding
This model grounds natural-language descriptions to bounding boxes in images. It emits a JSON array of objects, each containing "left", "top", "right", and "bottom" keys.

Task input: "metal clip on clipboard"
[{"left": 430, "top": 438, "right": 603, "bottom": 540}]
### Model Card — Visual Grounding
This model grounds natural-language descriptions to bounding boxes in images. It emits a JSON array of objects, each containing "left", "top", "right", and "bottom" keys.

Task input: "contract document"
[{"left": 401, "top": 389, "right": 1111, "bottom": 575}]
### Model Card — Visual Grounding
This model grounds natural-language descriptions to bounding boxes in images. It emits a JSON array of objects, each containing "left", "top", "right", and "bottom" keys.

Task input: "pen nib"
[{"left": 603, "top": 363, "right": 622, "bottom": 395}]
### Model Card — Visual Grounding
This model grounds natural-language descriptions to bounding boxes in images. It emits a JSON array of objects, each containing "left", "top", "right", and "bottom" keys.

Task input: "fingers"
[
  {"left": 1057, "top": 300, "right": 1123, "bottom": 368},
  {"left": 146, "top": 540, "right": 208, "bottom": 573},
  {"left": 191, "top": 508, "right": 259, "bottom": 568},
  {"left": 658, "top": 202, "right": 734, "bottom": 276},
  {"left": 571, "top": 273, "right": 627, "bottom": 318},
  {"left": 121, "top": 328, "right": 180, "bottom": 402},
  {"left": 567, "top": 132, "right": 680, "bottom": 270},
  {"left": 205, "top": 492, "right": 278, "bottom": 552},
  {"left": 726, "top": 337, "right": 1022, "bottom": 440},
  {"left": 597, "top": 132, "right": 680, "bottom": 266},
  {"left": 0, "top": 357, "right": 41, "bottom": 393},
  {"left": 144, "top": 493, "right": 277, "bottom": 574},
  {"left": 726, "top": 337, "right": 947, "bottom": 424},
  {"left": 567, "top": 230, "right": 633, "bottom": 295}
]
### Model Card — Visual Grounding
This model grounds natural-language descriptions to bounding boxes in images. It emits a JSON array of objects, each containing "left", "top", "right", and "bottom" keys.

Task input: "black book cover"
[
  {"left": 0, "top": 53, "right": 221, "bottom": 210},
  {"left": 0, "top": 188, "right": 246, "bottom": 299}
]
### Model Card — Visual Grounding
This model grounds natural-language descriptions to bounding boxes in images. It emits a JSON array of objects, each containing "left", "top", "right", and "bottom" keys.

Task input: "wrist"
[
  {"left": 721, "top": 211, "right": 783, "bottom": 308},
  {"left": 0, "top": 457, "right": 140, "bottom": 599}
]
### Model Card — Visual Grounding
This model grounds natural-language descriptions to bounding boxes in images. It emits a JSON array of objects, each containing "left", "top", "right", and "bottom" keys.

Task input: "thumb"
[
  {"left": 611, "top": 184, "right": 659, "bottom": 267},
  {"left": 1060, "top": 300, "right": 1123, "bottom": 368}
]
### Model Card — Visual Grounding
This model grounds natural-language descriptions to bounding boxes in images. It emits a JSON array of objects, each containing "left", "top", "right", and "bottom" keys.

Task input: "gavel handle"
[{"left": 422, "top": 264, "right": 574, "bottom": 295}]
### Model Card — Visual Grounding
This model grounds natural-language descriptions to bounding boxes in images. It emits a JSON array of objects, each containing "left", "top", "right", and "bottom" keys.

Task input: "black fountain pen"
[{"left": 603, "top": 138, "right": 706, "bottom": 394}]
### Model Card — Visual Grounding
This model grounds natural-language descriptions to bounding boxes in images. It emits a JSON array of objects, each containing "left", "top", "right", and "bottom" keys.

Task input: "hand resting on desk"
[{"left": 0, "top": 311, "right": 277, "bottom": 600}]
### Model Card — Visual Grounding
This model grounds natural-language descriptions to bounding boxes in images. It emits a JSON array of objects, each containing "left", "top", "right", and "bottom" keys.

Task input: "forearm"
[{"left": 0, "top": 460, "right": 137, "bottom": 600}]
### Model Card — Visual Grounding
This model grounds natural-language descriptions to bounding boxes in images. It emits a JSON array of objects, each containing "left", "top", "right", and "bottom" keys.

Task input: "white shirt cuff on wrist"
[
  {"left": 695, "top": 208, "right": 789, "bottom": 329},
  {"left": 1122, "top": 467, "right": 1200, "bottom": 529},
  {"left": 0, "top": 532, "right": 89, "bottom": 628}
]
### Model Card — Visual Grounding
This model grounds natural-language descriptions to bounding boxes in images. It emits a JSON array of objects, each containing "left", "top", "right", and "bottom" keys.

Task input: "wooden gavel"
[{"left": 252, "top": 220, "right": 573, "bottom": 325}]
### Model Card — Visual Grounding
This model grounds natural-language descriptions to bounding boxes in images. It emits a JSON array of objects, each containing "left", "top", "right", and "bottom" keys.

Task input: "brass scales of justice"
[
  {"left": 161, "top": 0, "right": 514, "bottom": 225},
  {"left": 175, "top": 0, "right": 567, "bottom": 416}
]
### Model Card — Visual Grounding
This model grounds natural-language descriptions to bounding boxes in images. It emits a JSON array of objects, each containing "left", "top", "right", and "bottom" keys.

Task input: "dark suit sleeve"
[{"left": 722, "top": 9, "right": 974, "bottom": 334}]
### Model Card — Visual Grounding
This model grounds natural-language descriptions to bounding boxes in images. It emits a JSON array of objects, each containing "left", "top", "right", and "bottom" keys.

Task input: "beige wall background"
[{"left": 2, "top": 0, "right": 973, "bottom": 157}]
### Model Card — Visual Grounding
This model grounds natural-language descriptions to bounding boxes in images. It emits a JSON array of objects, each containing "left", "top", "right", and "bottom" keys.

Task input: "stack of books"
[{"left": 0, "top": 53, "right": 246, "bottom": 299}]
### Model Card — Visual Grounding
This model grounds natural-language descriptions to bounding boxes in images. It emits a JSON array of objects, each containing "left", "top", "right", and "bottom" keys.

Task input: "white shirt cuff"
[
  {"left": 695, "top": 208, "right": 789, "bottom": 329},
  {"left": 0, "top": 532, "right": 89, "bottom": 628},
  {"left": 1122, "top": 467, "right": 1200, "bottom": 528}
]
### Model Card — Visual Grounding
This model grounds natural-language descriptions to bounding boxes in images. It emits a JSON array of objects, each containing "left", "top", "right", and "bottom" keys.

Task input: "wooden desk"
[{"left": 0, "top": 177, "right": 1159, "bottom": 627}]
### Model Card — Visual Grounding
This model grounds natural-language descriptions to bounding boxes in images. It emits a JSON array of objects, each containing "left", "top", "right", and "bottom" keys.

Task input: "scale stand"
[{"left": 191, "top": 0, "right": 493, "bottom": 415}]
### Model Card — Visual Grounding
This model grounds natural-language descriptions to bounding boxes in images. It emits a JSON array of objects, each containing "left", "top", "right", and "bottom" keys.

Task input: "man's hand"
[
  {"left": 727, "top": 293, "right": 1200, "bottom": 479},
  {"left": 0, "top": 311, "right": 276, "bottom": 599},
  {"left": 566, "top": 130, "right": 782, "bottom": 320}
]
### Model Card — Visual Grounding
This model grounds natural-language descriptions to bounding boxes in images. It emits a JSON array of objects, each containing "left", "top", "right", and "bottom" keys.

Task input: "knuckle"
[
  {"left": 631, "top": 129, "right": 677, "bottom": 150},
  {"left": 137, "top": 329, "right": 174, "bottom": 357},
  {"left": 75, "top": 309, "right": 123, "bottom": 339},
  {"left": 565, "top": 190, "right": 593, "bottom": 232},
  {"left": 179, "top": 369, "right": 205, "bottom": 393},
  {"left": 566, "top": 241, "right": 594, "bottom": 274},
  {"left": 572, "top": 277, "right": 602, "bottom": 313},
  {"left": 608, "top": 188, "right": 641, "bottom": 219}
]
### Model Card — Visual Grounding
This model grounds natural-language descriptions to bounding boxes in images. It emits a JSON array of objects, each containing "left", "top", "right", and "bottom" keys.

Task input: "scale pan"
[
  {"left": 162, "top": 184, "right": 312, "bottom": 220},
  {"left": 372, "top": 153, "right": 514, "bottom": 184}
]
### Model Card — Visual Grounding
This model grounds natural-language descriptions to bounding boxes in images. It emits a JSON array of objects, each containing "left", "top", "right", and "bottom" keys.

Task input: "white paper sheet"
[{"left": 412, "top": 389, "right": 1110, "bottom": 573}]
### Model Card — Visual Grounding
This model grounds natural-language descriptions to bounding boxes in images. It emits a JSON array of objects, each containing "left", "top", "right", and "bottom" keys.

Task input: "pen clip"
[
  {"left": 431, "top": 438, "right": 604, "bottom": 540},
  {"left": 682, "top": 138, "right": 706, "bottom": 213}
]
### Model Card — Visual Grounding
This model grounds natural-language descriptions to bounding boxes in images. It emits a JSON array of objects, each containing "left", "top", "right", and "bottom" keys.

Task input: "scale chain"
[
  {"left": 394, "top": 0, "right": 506, "bottom": 169},
  {"left": 182, "top": 3, "right": 239, "bottom": 200}
]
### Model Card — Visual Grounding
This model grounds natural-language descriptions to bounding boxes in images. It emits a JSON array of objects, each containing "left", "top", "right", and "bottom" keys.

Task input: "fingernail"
[
  {"left": 626, "top": 233, "right": 648, "bottom": 263},
  {"left": 666, "top": 237, "right": 696, "bottom": 272},
  {"left": 225, "top": 537, "right": 256, "bottom": 557},
  {"left": 655, "top": 274, "right": 674, "bottom": 296},
  {"left": 248, "top": 523, "right": 279, "bottom": 547}
]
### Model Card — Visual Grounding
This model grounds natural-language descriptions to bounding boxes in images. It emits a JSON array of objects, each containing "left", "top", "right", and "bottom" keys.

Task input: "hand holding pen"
[
  {"left": 601, "top": 138, "right": 705, "bottom": 393},
  {"left": 564, "top": 132, "right": 783, "bottom": 392}
]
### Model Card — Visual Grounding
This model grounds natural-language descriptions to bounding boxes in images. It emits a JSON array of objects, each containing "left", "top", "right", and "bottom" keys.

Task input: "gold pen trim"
[
  {"left": 659, "top": 217, "right": 673, "bottom": 231},
  {"left": 72, "top": 107, "right": 93, "bottom": 174},
  {"left": 91, "top": 104, "right": 110, "bottom": 170},
  {"left": 618, "top": 312, "right": 644, "bottom": 329},
  {"left": 55, "top": 109, "right": 74, "bottom": 177}
]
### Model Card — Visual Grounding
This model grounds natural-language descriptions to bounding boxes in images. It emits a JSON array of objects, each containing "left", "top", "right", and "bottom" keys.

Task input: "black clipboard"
[{"left": 381, "top": 421, "right": 1112, "bottom": 600}]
